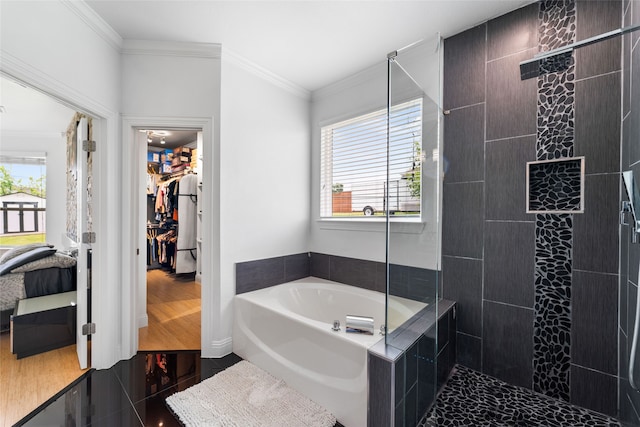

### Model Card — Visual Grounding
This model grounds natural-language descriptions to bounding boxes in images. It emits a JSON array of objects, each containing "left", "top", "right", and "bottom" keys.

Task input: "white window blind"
[{"left": 321, "top": 98, "right": 423, "bottom": 218}]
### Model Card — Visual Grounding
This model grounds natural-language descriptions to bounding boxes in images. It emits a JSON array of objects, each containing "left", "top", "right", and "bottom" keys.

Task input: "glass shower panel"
[{"left": 385, "top": 39, "right": 443, "bottom": 426}]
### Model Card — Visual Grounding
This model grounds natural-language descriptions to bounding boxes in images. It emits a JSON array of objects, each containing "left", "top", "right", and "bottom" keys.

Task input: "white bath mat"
[{"left": 166, "top": 360, "right": 337, "bottom": 427}]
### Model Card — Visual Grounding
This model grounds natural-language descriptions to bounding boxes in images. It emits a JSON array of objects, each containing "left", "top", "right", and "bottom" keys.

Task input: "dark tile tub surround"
[
  {"left": 442, "top": 0, "right": 622, "bottom": 417},
  {"left": 237, "top": 252, "right": 439, "bottom": 304},
  {"left": 368, "top": 300, "right": 456, "bottom": 427},
  {"left": 310, "top": 252, "right": 439, "bottom": 303},
  {"left": 235, "top": 252, "right": 310, "bottom": 294}
]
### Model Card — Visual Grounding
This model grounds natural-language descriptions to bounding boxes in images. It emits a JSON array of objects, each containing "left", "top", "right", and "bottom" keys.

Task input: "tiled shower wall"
[
  {"left": 619, "top": 0, "right": 640, "bottom": 424},
  {"left": 442, "top": 0, "right": 621, "bottom": 417}
]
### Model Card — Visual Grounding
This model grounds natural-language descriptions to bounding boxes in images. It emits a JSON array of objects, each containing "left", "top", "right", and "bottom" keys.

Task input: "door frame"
[
  {"left": 0, "top": 68, "right": 121, "bottom": 370},
  {"left": 121, "top": 116, "right": 217, "bottom": 356}
]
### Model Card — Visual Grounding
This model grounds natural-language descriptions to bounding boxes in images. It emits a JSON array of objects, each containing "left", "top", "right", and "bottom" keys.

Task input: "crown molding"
[
  {"left": 60, "top": 0, "right": 123, "bottom": 52},
  {"left": 1, "top": 130, "right": 66, "bottom": 140},
  {"left": 222, "top": 48, "right": 310, "bottom": 100},
  {"left": 1, "top": 50, "right": 117, "bottom": 121},
  {"left": 311, "top": 60, "right": 386, "bottom": 102},
  {"left": 122, "top": 39, "right": 222, "bottom": 59}
]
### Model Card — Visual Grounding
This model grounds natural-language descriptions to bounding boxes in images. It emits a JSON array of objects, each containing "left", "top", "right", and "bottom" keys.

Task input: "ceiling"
[
  {"left": 86, "top": 0, "right": 534, "bottom": 92},
  {"left": 1, "top": 1, "right": 534, "bottom": 145},
  {"left": 0, "top": 77, "right": 76, "bottom": 137}
]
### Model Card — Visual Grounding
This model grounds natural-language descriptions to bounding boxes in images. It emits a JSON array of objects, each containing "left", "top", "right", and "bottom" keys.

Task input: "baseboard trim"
[
  {"left": 202, "top": 337, "right": 233, "bottom": 358},
  {"left": 137, "top": 314, "right": 148, "bottom": 329}
]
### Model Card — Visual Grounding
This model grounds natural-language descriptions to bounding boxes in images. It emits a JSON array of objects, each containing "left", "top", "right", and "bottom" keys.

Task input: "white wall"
[
  {"left": 1, "top": 0, "right": 123, "bottom": 369},
  {"left": 310, "top": 40, "right": 442, "bottom": 269},
  {"left": 220, "top": 51, "right": 311, "bottom": 350},
  {"left": 0, "top": 136, "right": 67, "bottom": 248},
  {"left": 120, "top": 40, "right": 222, "bottom": 357}
]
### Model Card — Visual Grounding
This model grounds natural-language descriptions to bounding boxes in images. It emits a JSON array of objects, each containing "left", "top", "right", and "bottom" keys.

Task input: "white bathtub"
[{"left": 232, "top": 277, "right": 427, "bottom": 427}]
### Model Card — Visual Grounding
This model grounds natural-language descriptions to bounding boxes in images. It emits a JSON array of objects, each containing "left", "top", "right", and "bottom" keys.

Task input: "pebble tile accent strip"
[
  {"left": 532, "top": 0, "right": 577, "bottom": 401},
  {"left": 418, "top": 365, "right": 621, "bottom": 427},
  {"left": 533, "top": 213, "right": 573, "bottom": 401}
]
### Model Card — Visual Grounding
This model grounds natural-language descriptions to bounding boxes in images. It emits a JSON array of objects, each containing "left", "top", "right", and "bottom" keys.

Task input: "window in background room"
[
  {"left": 0, "top": 153, "right": 47, "bottom": 246},
  {"left": 320, "top": 98, "right": 423, "bottom": 218}
]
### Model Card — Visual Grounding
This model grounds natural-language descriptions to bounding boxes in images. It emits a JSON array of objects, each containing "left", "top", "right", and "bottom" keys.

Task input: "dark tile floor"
[
  {"left": 418, "top": 365, "right": 623, "bottom": 427},
  {"left": 18, "top": 351, "right": 242, "bottom": 426},
  {"left": 17, "top": 351, "right": 345, "bottom": 427}
]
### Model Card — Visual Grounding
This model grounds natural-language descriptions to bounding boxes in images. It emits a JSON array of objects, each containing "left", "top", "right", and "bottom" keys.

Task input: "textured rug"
[{"left": 166, "top": 360, "right": 337, "bottom": 427}]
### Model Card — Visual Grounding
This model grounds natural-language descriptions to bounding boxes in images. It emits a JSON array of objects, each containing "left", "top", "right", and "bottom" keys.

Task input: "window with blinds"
[{"left": 321, "top": 98, "right": 423, "bottom": 218}]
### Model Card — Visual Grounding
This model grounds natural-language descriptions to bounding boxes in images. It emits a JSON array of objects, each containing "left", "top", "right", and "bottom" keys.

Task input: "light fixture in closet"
[{"left": 161, "top": 137, "right": 166, "bottom": 145}]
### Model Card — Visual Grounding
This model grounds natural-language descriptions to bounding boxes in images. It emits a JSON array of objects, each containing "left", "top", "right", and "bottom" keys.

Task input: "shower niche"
[{"left": 526, "top": 157, "right": 584, "bottom": 214}]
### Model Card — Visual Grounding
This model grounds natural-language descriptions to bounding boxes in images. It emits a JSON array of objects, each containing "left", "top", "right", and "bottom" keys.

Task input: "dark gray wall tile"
[
  {"left": 330, "top": 255, "right": 384, "bottom": 292},
  {"left": 629, "top": 283, "right": 640, "bottom": 383},
  {"left": 620, "top": 328, "right": 629, "bottom": 381},
  {"left": 575, "top": 0, "right": 622, "bottom": 79},
  {"left": 570, "top": 364, "right": 617, "bottom": 417},
  {"left": 443, "top": 24, "right": 486, "bottom": 110},
  {"left": 487, "top": 3, "right": 538, "bottom": 61},
  {"left": 631, "top": 283, "right": 638, "bottom": 364},
  {"left": 436, "top": 344, "right": 450, "bottom": 390},
  {"left": 310, "top": 252, "right": 330, "bottom": 279},
  {"left": 631, "top": 44, "right": 640, "bottom": 165},
  {"left": 486, "top": 48, "right": 537, "bottom": 141},
  {"left": 624, "top": 29, "right": 631, "bottom": 117},
  {"left": 633, "top": 0, "right": 640, "bottom": 46},
  {"left": 389, "top": 264, "right": 438, "bottom": 303},
  {"left": 417, "top": 334, "right": 437, "bottom": 416},
  {"left": 284, "top": 253, "right": 310, "bottom": 282},
  {"left": 485, "top": 136, "right": 536, "bottom": 221},
  {"left": 456, "top": 332, "right": 482, "bottom": 372},
  {"left": 443, "top": 104, "right": 485, "bottom": 184},
  {"left": 621, "top": 269, "right": 629, "bottom": 335},
  {"left": 442, "top": 182, "right": 484, "bottom": 259},
  {"left": 574, "top": 72, "right": 621, "bottom": 174},
  {"left": 484, "top": 221, "right": 535, "bottom": 308},
  {"left": 571, "top": 270, "right": 618, "bottom": 374},
  {"left": 395, "top": 353, "right": 405, "bottom": 406},
  {"left": 483, "top": 301, "right": 533, "bottom": 389},
  {"left": 442, "top": 256, "right": 483, "bottom": 336},
  {"left": 623, "top": 115, "right": 631, "bottom": 171},
  {"left": 621, "top": 390, "right": 640, "bottom": 427},
  {"left": 405, "top": 341, "right": 419, "bottom": 393},
  {"left": 404, "top": 383, "right": 417, "bottom": 427},
  {"left": 573, "top": 174, "right": 620, "bottom": 274},
  {"left": 368, "top": 353, "right": 393, "bottom": 427},
  {"left": 235, "top": 256, "right": 284, "bottom": 294}
]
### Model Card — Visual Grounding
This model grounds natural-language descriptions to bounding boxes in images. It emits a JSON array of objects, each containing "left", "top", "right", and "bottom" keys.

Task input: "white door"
[{"left": 75, "top": 117, "right": 91, "bottom": 369}]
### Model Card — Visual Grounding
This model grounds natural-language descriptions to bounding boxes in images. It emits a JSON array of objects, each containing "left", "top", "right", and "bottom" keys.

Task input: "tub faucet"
[
  {"left": 346, "top": 315, "right": 374, "bottom": 335},
  {"left": 331, "top": 320, "right": 341, "bottom": 331}
]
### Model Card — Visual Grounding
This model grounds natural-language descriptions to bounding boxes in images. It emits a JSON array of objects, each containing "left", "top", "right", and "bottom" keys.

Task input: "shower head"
[
  {"left": 520, "top": 25, "right": 640, "bottom": 80},
  {"left": 519, "top": 49, "right": 572, "bottom": 80}
]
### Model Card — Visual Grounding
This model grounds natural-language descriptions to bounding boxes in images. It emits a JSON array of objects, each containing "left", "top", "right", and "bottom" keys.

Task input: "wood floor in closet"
[
  {"left": 138, "top": 269, "right": 201, "bottom": 351},
  {"left": 0, "top": 270, "right": 200, "bottom": 426}
]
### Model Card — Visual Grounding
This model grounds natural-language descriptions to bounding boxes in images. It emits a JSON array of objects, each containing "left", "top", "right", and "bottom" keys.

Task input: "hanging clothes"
[{"left": 175, "top": 173, "right": 198, "bottom": 274}]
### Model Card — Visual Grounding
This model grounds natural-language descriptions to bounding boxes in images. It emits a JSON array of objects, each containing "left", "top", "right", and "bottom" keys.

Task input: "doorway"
[
  {"left": 137, "top": 128, "right": 202, "bottom": 351},
  {"left": 0, "top": 75, "right": 96, "bottom": 423}
]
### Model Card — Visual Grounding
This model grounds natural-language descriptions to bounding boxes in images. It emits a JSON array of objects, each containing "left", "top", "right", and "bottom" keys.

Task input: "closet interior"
[{"left": 141, "top": 129, "right": 202, "bottom": 351}]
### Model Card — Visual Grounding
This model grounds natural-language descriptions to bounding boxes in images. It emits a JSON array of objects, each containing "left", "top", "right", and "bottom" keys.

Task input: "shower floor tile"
[{"left": 419, "top": 365, "right": 621, "bottom": 427}]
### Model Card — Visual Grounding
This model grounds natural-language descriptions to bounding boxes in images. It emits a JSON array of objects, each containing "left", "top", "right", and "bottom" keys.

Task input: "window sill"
[{"left": 317, "top": 217, "right": 426, "bottom": 234}]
